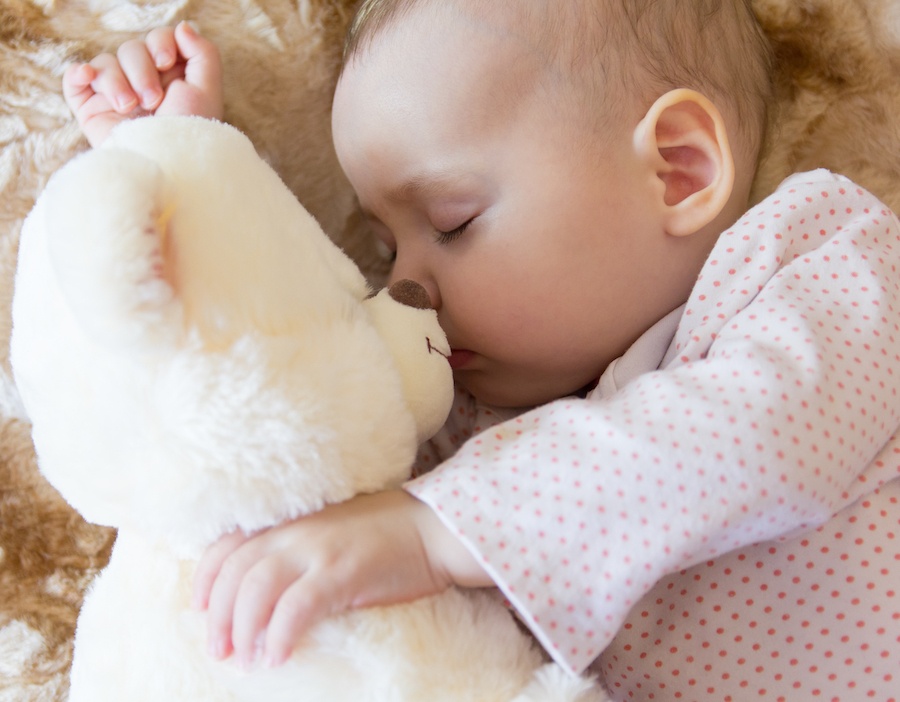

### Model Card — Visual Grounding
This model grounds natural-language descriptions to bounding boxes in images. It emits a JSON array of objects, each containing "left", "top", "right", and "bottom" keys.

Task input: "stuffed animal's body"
[{"left": 10, "top": 117, "right": 605, "bottom": 701}]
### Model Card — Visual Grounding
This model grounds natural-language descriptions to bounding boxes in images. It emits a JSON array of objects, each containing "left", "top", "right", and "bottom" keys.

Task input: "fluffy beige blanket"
[{"left": 0, "top": 0, "right": 898, "bottom": 698}]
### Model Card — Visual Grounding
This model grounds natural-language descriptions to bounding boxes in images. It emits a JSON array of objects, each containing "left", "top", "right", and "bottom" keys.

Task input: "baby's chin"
[{"left": 457, "top": 369, "right": 592, "bottom": 410}]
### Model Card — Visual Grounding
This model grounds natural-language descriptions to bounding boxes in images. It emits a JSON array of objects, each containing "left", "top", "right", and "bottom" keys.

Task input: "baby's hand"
[
  {"left": 192, "top": 490, "right": 491, "bottom": 669},
  {"left": 63, "top": 22, "right": 223, "bottom": 148}
]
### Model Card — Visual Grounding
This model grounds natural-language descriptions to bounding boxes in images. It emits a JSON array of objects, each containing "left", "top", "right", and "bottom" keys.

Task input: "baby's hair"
[
  {"left": 605, "top": 1, "right": 774, "bottom": 162},
  {"left": 343, "top": 0, "right": 773, "bottom": 164}
]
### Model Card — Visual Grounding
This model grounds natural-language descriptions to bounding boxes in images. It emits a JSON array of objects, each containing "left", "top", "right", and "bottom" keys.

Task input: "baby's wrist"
[{"left": 407, "top": 492, "right": 493, "bottom": 589}]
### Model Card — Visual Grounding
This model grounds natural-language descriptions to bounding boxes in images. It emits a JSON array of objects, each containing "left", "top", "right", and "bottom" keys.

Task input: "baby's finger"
[
  {"left": 145, "top": 26, "right": 178, "bottom": 71},
  {"left": 192, "top": 529, "right": 251, "bottom": 611},
  {"left": 86, "top": 53, "right": 139, "bottom": 114},
  {"left": 263, "top": 573, "right": 339, "bottom": 667},
  {"left": 172, "top": 21, "right": 222, "bottom": 98},
  {"left": 116, "top": 39, "right": 164, "bottom": 111},
  {"left": 230, "top": 560, "right": 300, "bottom": 668},
  {"left": 204, "top": 537, "right": 269, "bottom": 660},
  {"left": 62, "top": 63, "right": 97, "bottom": 114}
]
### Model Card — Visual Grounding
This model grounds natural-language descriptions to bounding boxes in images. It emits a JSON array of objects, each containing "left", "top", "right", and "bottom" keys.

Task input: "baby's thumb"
[{"left": 173, "top": 21, "right": 223, "bottom": 99}]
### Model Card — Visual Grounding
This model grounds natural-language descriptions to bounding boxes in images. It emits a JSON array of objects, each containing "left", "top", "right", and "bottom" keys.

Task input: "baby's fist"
[{"left": 63, "top": 22, "right": 223, "bottom": 147}]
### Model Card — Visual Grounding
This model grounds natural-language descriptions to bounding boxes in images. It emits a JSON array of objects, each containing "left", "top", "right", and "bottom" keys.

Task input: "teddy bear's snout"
[{"left": 388, "top": 279, "right": 433, "bottom": 311}]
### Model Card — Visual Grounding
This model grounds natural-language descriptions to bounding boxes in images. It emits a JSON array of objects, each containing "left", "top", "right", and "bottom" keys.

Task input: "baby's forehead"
[
  {"left": 339, "top": 1, "right": 615, "bottom": 152},
  {"left": 406, "top": 2, "right": 614, "bottom": 104},
  {"left": 347, "top": 2, "right": 566, "bottom": 97},
  {"left": 350, "top": 0, "right": 579, "bottom": 67}
]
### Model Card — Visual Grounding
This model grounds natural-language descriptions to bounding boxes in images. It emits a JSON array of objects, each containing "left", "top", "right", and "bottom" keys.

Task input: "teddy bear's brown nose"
[{"left": 388, "top": 279, "right": 433, "bottom": 310}]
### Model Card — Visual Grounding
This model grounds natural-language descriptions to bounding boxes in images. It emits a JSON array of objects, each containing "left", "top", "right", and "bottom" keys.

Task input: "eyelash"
[
  {"left": 381, "top": 217, "right": 475, "bottom": 264},
  {"left": 434, "top": 218, "right": 474, "bottom": 245}
]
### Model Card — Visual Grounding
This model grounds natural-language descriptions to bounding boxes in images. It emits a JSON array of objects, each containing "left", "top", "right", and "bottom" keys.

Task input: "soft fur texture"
[
  {"left": 10, "top": 114, "right": 604, "bottom": 702},
  {"left": 0, "top": 0, "right": 898, "bottom": 699}
]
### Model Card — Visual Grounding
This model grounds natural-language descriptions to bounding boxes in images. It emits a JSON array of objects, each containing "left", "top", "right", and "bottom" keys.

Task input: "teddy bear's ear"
[{"left": 44, "top": 147, "right": 182, "bottom": 351}]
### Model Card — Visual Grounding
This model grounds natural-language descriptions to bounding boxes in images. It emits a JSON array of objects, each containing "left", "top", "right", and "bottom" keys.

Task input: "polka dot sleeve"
[{"left": 406, "top": 171, "right": 900, "bottom": 676}]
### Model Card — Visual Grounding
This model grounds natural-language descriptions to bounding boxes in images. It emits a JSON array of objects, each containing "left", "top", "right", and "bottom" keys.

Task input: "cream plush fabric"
[
  {"left": 12, "top": 114, "right": 599, "bottom": 702},
  {"left": 0, "top": 0, "right": 898, "bottom": 699}
]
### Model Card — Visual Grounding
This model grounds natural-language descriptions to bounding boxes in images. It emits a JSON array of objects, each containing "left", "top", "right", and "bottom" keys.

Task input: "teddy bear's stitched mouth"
[{"left": 426, "top": 336, "right": 450, "bottom": 360}]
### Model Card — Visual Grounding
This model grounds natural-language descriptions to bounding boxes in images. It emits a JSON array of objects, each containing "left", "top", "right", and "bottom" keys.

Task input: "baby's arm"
[
  {"left": 407, "top": 175, "right": 900, "bottom": 676},
  {"left": 62, "top": 22, "right": 223, "bottom": 148},
  {"left": 191, "top": 490, "right": 490, "bottom": 669}
]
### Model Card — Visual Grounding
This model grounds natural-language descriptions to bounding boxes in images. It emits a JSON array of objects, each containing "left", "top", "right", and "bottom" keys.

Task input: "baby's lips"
[{"left": 448, "top": 349, "right": 475, "bottom": 369}]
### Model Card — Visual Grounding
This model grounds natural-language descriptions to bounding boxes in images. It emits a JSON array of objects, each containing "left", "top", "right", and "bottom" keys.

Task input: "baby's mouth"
[{"left": 447, "top": 349, "right": 475, "bottom": 370}]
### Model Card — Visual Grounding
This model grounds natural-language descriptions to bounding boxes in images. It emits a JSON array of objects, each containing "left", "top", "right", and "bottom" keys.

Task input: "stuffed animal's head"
[{"left": 11, "top": 116, "right": 453, "bottom": 556}]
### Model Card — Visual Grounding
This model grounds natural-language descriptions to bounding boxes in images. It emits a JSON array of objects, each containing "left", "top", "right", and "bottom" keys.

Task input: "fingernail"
[
  {"left": 264, "top": 649, "right": 286, "bottom": 669},
  {"left": 141, "top": 90, "right": 161, "bottom": 110},
  {"left": 236, "top": 633, "right": 265, "bottom": 670},
  {"left": 142, "top": 89, "right": 162, "bottom": 109},
  {"left": 154, "top": 51, "right": 173, "bottom": 69},
  {"left": 208, "top": 636, "right": 227, "bottom": 660},
  {"left": 116, "top": 95, "right": 137, "bottom": 112},
  {"left": 253, "top": 632, "right": 266, "bottom": 661},
  {"left": 238, "top": 647, "right": 261, "bottom": 671}
]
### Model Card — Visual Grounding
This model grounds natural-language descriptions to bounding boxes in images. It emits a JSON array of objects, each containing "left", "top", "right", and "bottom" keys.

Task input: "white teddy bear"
[{"left": 10, "top": 116, "right": 606, "bottom": 701}]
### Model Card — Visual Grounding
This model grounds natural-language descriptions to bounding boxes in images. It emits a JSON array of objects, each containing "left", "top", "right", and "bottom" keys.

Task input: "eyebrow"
[
  {"left": 394, "top": 168, "right": 482, "bottom": 202},
  {"left": 360, "top": 171, "right": 479, "bottom": 220}
]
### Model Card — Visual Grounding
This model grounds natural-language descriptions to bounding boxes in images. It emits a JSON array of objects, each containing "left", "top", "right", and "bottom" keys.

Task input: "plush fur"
[
  {"left": 0, "top": 0, "right": 898, "bottom": 699},
  {"left": 0, "top": 3, "right": 366, "bottom": 699},
  {"left": 10, "top": 115, "right": 605, "bottom": 701},
  {"left": 751, "top": 0, "right": 900, "bottom": 209}
]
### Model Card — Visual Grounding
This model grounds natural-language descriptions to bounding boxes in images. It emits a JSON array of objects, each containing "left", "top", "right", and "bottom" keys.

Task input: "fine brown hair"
[{"left": 342, "top": 0, "right": 774, "bottom": 163}]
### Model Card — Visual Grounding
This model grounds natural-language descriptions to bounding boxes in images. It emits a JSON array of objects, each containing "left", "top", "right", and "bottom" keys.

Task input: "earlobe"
[{"left": 633, "top": 89, "right": 735, "bottom": 237}]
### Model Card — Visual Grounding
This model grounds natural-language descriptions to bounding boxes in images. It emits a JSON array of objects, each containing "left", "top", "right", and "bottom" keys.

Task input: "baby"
[{"left": 64, "top": 2, "right": 899, "bottom": 699}]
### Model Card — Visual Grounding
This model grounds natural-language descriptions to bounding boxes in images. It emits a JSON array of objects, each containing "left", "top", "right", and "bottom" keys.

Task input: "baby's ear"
[{"left": 633, "top": 89, "right": 735, "bottom": 237}]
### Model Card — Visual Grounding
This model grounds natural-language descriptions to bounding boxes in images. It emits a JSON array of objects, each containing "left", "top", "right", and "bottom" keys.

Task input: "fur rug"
[{"left": 0, "top": 0, "right": 898, "bottom": 699}]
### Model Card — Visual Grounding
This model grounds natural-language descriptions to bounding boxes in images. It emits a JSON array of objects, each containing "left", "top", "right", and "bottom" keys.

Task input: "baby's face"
[{"left": 333, "top": 3, "right": 684, "bottom": 407}]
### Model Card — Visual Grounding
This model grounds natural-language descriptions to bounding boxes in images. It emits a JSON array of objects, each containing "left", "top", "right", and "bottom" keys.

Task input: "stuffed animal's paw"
[
  {"left": 45, "top": 146, "right": 182, "bottom": 350},
  {"left": 511, "top": 663, "right": 611, "bottom": 702}
]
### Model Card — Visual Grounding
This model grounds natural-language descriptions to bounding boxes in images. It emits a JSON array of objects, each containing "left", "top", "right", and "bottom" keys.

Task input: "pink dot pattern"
[
  {"left": 601, "top": 483, "right": 899, "bottom": 701},
  {"left": 407, "top": 171, "right": 900, "bottom": 693}
]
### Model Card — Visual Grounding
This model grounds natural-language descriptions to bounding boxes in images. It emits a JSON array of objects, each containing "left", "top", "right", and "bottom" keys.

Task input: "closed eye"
[{"left": 434, "top": 217, "right": 474, "bottom": 245}]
